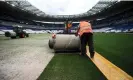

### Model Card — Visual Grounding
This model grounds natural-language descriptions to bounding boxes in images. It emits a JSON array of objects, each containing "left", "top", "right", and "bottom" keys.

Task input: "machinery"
[
  {"left": 48, "top": 21, "right": 81, "bottom": 52},
  {"left": 5, "top": 25, "right": 29, "bottom": 39}
]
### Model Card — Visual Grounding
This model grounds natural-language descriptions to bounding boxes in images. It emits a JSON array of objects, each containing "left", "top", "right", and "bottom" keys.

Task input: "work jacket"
[{"left": 78, "top": 21, "right": 93, "bottom": 36}]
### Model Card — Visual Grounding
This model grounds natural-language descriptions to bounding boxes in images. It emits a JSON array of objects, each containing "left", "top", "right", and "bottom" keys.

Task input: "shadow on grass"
[{"left": 54, "top": 50, "right": 80, "bottom": 53}]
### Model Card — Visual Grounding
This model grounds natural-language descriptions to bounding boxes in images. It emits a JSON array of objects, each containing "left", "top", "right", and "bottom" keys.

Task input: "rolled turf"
[
  {"left": 94, "top": 33, "right": 133, "bottom": 76},
  {"left": 37, "top": 54, "right": 106, "bottom": 80}
]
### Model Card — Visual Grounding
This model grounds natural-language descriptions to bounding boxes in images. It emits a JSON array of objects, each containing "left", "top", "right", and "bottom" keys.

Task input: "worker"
[
  {"left": 75, "top": 20, "right": 95, "bottom": 58},
  {"left": 64, "top": 21, "right": 72, "bottom": 34}
]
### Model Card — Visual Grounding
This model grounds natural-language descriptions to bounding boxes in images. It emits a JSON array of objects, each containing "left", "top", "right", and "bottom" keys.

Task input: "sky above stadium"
[{"left": 28, "top": 0, "right": 100, "bottom": 15}]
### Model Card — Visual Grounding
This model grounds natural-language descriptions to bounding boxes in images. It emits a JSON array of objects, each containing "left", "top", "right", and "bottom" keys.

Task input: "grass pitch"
[
  {"left": 37, "top": 54, "right": 106, "bottom": 80},
  {"left": 94, "top": 33, "right": 133, "bottom": 76},
  {"left": 37, "top": 33, "right": 133, "bottom": 80}
]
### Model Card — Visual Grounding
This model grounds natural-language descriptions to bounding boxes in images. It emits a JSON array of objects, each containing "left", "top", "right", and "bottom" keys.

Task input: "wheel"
[
  {"left": 19, "top": 33, "right": 25, "bottom": 38},
  {"left": 26, "top": 34, "right": 29, "bottom": 37}
]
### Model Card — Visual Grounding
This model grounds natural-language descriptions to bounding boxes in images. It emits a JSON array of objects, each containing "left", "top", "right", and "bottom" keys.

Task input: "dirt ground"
[{"left": 0, "top": 34, "right": 54, "bottom": 80}]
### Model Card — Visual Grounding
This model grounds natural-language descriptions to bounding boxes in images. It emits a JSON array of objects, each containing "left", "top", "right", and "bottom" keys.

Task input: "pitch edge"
[{"left": 86, "top": 46, "right": 133, "bottom": 80}]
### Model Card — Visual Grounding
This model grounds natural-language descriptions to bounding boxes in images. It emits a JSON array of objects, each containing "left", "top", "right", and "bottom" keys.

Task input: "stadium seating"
[{"left": 92, "top": 8, "right": 133, "bottom": 33}]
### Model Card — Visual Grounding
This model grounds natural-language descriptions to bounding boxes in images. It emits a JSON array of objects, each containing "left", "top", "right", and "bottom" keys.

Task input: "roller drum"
[
  {"left": 5, "top": 32, "right": 11, "bottom": 37},
  {"left": 53, "top": 34, "right": 80, "bottom": 51},
  {"left": 10, "top": 32, "right": 16, "bottom": 37},
  {"left": 48, "top": 38, "right": 55, "bottom": 49},
  {"left": 5, "top": 32, "right": 16, "bottom": 37}
]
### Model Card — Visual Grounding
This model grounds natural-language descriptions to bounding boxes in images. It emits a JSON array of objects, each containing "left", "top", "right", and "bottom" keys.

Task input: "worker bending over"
[{"left": 76, "top": 20, "right": 95, "bottom": 58}]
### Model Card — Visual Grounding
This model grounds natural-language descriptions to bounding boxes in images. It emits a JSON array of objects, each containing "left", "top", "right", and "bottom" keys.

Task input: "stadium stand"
[
  {"left": 0, "top": 0, "right": 133, "bottom": 80},
  {"left": 0, "top": 0, "right": 133, "bottom": 33},
  {"left": 92, "top": 2, "right": 133, "bottom": 33}
]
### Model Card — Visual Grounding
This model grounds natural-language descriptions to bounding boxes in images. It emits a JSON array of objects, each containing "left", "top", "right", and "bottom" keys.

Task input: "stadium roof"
[
  {"left": 1, "top": 0, "right": 133, "bottom": 22},
  {"left": 4, "top": 0, "right": 118, "bottom": 18}
]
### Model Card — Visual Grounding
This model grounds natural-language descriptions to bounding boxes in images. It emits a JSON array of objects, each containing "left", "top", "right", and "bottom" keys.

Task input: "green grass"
[
  {"left": 37, "top": 54, "right": 106, "bottom": 80},
  {"left": 94, "top": 33, "right": 133, "bottom": 76}
]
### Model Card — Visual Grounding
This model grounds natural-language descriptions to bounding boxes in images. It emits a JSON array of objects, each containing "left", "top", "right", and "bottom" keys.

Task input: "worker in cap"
[
  {"left": 76, "top": 20, "right": 95, "bottom": 58},
  {"left": 64, "top": 21, "right": 72, "bottom": 34}
]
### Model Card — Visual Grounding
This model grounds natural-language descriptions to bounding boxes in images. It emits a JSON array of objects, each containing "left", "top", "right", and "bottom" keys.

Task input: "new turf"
[
  {"left": 94, "top": 33, "right": 133, "bottom": 76},
  {"left": 37, "top": 54, "right": 106, "bottom": 80}
]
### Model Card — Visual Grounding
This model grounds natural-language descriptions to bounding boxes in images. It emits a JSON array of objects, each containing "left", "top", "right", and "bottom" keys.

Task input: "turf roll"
[{"left": 53, "top": 34, "right": 80, "bottom": 52}]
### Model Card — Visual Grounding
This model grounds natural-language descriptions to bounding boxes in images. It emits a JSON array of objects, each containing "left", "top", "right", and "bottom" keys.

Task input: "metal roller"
[
  {"left": 5, "top": 31, "right": 16, "bottom": 37},
  {"left": 10, "top": 32, "right": 16, "bottom": 37},
  {"left": 53, "top": 34, "right": 80, "bottom": 52}
]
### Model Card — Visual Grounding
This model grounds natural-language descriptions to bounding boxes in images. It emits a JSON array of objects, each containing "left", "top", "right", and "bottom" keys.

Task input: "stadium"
[{"left": 0, "top": 0, "right": 133, "bottom": 80}]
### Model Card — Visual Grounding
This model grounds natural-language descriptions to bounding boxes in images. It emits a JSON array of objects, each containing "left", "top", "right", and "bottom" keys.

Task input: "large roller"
[
  {"left": 5, "top": 31, "right": 16, "bottom": 37},
  {"left": 53, "top": 34, "right": 80, "bottom": 52}
]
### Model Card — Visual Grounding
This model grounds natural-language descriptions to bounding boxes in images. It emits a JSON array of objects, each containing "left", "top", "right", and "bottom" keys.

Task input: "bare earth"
[{"left": 0, "top": 34, "right": 54, "bottom": 80}]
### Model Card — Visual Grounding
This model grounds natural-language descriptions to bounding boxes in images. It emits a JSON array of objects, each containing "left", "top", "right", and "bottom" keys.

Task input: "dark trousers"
[{"left": 80, "top": 33, "right": 94, "bottom": 56}]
